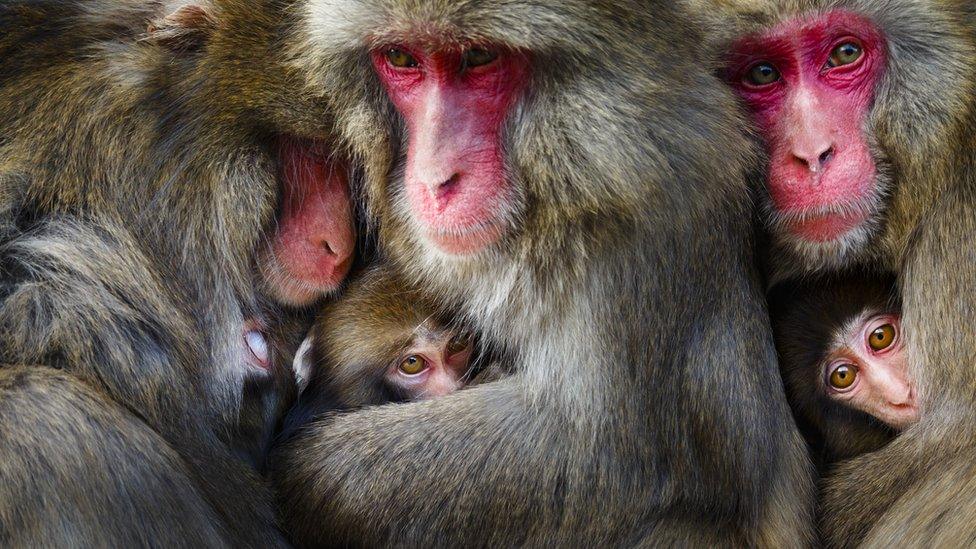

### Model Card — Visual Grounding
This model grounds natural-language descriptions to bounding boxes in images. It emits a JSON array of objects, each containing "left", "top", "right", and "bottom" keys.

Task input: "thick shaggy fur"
[
  {"left": 705, "top": 0, "right": 976, "bottom": 546},
  {"left": 0, "top": 0, "right": 332, "bottom": 544},
  {"left": 273, "top": 0, "right": 815, "bottom": 545}
]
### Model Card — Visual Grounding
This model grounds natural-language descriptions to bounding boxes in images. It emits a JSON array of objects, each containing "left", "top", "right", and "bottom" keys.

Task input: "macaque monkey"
[
  {"left": 290, "top": 263, "right": 503, "bottom": 416},
  {"left": 0, "top": 0, "right": 355, "bottom": 545},
  {"left": 711, "top": 0, "right": 976, "bottom": 544},
  {"left": 771, "top": 276, "right": 916, "bottom": 464},
  {"left": 272, "top": 0, "right": 815, "bottom": 546}
]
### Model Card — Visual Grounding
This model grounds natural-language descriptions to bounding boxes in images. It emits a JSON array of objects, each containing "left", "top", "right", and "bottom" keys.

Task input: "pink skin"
[
  {"left": 386, "top": 334, "right": 473, "bottom": 400},
  {"left": 264, "top": 137, "right": 355, "bottom": 306},
  {"left": 727, "top": 12, "right": 886, "bottom": 243},
  {"left": 243, "top": 318, "right": 271, "bottom": 373},
  {"left": 371, "top": 45, "right": 527, "bottom": 255},
  {"left": 823, "top": 314, "right": 917, "bottom": 430}
]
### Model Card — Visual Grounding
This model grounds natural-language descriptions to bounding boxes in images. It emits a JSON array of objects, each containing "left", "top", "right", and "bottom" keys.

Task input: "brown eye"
[
  {"left": 446, "top": 332, "right": 471, "bottom": 355},
  {"left": 463, "top": 48, "right": 498, "bottom": 68},
  {"left": 399, "top": 355, "right": 428, "bottom": 375},
  {"left": 828, "top": 363, "right": 858, "bottom": 390},
  {"left": 868, "top": 324, "right": 896, "bottom": 351},
  {"left": 828, "top": 42, "right": 862, "bottom": 67},
  {"left": 745, "top": 62, "right": 780, "bottom": 86},
  {"left": 385, "top": 48, "right": 418, "bottom": 68}
]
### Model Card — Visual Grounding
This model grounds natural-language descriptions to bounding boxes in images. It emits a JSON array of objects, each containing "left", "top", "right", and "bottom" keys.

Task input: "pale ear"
[{"left": 145, "top": 0, "right": 216, "bottom": 52}]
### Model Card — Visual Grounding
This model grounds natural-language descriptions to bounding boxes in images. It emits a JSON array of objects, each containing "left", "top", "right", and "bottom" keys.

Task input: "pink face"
[
  {"left": 822, "top": 313, "right": 917, "bottom": 430},
  {"left": 386, "top": 331, "right": 473, "bottom": 400},
  {"left": 726, "top": 12, "right": 886, "bottom": 245},
  {"left": 261, "top": 137, "right": 356, "bottom": 306},
  {"left": 371, "top": 44, "right": 527, "bottom": 255}
]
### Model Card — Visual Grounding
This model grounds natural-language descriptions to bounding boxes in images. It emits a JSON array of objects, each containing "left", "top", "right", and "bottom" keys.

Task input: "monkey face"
[
  {"left": 820, "top": 312, "right": 917, "bottom": 430},
  {"left": 385, "top": 330, "right": 474, "bottom": 401},
  {"left": 724, "top": 10, "right": 892, "bottom": 273}
]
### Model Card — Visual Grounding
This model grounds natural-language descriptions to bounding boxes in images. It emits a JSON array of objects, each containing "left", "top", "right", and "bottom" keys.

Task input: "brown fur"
[
  {"left": 0, "top": 0, "right": 342, "bottom": 544},
  {"left": 272, "top": 0, "right": 815, "bottom": 545},
  {"left": 704, "top": 0, "right": 976, "bottom": 545}
]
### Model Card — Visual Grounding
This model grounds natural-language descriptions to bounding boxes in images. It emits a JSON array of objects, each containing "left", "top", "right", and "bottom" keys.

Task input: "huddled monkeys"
[
  {"left": 4, "top": 0, "right": 976, "bottom": 545},
  {"left": 709, "top": 0, "right": 976, "bottom": 544}
]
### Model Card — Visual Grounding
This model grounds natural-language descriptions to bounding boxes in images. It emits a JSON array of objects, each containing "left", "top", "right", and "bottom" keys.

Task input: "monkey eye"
[
  {"left": 744, "top": 62, "right": 780, "bottom": 86},
  {"left": 827, "top": 41, "right": 862, "bottom": 68},
  {"left": 446, "top": 332, "right": 471, "bottom": 355},
  {"left": 868, "top": 323, "right": 896, "bottom": 351},
  {"left": 399, "top": 355, "right": 429, "bottom": 375},
  {"left": 385, "top": 47, "right": 419, "bottom": 68},
  {"left": 827, "top": 363, "right": 858, "bottom": 391},
  {"left": 463, "top": 48, "right": 498, "bottom": 68}
]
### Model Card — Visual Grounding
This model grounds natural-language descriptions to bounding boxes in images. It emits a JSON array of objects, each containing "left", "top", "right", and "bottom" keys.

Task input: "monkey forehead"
[{"left": 299, "top": 0, "right": 615, "bottom": 54}]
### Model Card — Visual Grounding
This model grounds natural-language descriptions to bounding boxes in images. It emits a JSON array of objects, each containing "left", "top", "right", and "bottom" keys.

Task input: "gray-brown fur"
[
  {"left": 769, "top": 275, "right": 899, "bottom": 466},
  {"left": 272, "top": 1, "right": 815, "bottom": 545},
  {"left": 705, "top": 0, "right": 976, "bottom": 546},
  {"left": 0, "top": 0, "right": 339, "bottom": 544}
]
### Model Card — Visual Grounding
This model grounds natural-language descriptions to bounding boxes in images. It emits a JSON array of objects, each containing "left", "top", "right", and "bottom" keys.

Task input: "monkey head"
[
  {"left": 718, "top": 2, "right": 972, "bottom": 277},
  {"left": 817, "top": 309, "right": 916, "bottom": 430},
  {"left": 770, "top": 275, "right": 916, "bottom": 460}
]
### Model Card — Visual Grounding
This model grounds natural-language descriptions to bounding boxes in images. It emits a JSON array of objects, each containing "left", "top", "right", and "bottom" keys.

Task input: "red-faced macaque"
[
  {"left": 771, "top": 276, "right": 916, "bottom": 464},
  {"left": 711, "top": 1, "right": 976, "bottom": 544},
  {"left": 272, "top": 0, "right": 815, "bottom": 546}
]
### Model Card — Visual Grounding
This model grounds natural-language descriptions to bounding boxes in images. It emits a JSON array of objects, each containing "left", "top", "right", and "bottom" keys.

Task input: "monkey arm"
[{"left": 274, "top": 223, "right": 813, "bottom": 546}]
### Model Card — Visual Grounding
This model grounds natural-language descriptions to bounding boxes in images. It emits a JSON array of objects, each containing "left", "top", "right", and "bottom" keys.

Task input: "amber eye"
[
  {"left": 745, "top": 62, "right": 780, "bottom": 86},
  {"left": 828, "top": 363, "right": 858, "bottom": 390},
  {"left": 868, "top": 323, "right": 896, "bottom": 351},
  {"left": 446, "top": 332, "right": 471, "bottom": 355},
  {"left": 827, "top": 42, "right": 862, "bottom": 68},
  {"left": 463, "top": 48, "right": 498, "bottom": 68},
  {"left": 385, "top": 48, "right": 418, "bottom": 68},
  {"left": 399, "top": 355, "right": 428, "bottom": 375}
]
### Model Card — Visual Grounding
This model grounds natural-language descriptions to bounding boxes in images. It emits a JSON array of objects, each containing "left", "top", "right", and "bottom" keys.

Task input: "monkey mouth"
[
  {"left": 425, "top": 221, "right": 505, "bottom": 255},
  {"left": 774, "top": 199, "right": 874, "bottom": 244}
]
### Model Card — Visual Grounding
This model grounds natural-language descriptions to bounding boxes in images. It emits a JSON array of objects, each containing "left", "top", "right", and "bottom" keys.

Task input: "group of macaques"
[
  {"left": 2, "top": 0, "right": 976, "bottom": 546},
  {"left": 295, "top": 265, "right": 913, "bottom": 466}
]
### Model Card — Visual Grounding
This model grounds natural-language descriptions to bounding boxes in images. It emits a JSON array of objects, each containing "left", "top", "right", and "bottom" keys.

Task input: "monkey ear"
[{"left": 145, "top": 1, "right": 216, "bottom": 53}]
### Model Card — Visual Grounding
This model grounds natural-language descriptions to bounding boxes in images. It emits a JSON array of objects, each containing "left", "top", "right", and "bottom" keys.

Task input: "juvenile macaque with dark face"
[{"left": 771, "top": 276, "right": 917, "bottom": 463}]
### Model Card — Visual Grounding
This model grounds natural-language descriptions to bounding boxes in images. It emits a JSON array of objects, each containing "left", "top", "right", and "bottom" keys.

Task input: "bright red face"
[
  {"left": 727, "top": 12, "right": 886, "bottom": 244},
  {"left": 371, "top": 44, "right": 527, "bottom": 255}
]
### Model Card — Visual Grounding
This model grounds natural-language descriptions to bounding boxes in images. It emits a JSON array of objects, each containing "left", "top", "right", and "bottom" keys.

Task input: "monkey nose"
[
  {"left": 792, "top": 144, "right": 834, "bottom": 174},
  {"left": 422, "top": 173, "right": 462, "bottom": 206}
]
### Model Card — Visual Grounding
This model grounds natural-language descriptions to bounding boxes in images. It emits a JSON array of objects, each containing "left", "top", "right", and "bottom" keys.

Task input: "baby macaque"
[
  {"left": 769, "top": 275, "right": 918, "bottom": 464},
  {"left": 292, "top": 262, "right": 503, "bottom": 413}
]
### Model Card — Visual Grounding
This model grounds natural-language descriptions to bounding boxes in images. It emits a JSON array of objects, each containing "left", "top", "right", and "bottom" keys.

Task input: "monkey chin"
[
  {"left": 424, "top": 222, "right": 506, "bottom": 256},
  {"left": 767, "top": 202, "right": 881, "bottom": 276}
]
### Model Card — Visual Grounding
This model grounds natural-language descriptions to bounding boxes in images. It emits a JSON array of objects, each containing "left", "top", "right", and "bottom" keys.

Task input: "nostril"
[
  {"left": 438, "top": 173, "right": 460, "bottom": 190},
  {"left": 819, "top": 147, "right": 834, "bottom": 166},
  {"left": 320, "top": 240, "right": 336, "bottom": 257}
]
